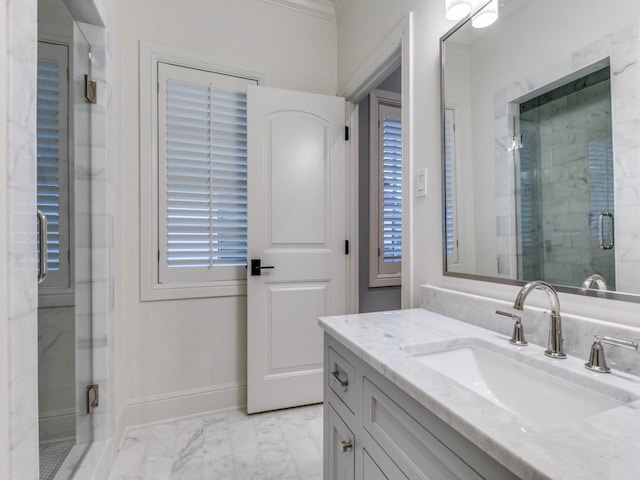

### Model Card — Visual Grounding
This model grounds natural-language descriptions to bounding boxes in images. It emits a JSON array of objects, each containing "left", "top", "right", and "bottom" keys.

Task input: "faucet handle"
[
  {"left": 496, "top": 310, "right": 528, "bottom": 346},
  {"left": 585, "top": 335, "right": 639, "bottom": 373}
]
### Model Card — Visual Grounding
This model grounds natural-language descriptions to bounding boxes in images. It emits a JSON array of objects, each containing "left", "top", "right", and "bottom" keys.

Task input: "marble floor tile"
[{"left": 107, "top": 404, "right": 324, "bottom": 480}]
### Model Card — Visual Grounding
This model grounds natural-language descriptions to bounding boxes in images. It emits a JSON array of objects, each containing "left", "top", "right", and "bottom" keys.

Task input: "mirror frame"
[{"left": 439, "top": 3, "right": 640, "bottom": 304}]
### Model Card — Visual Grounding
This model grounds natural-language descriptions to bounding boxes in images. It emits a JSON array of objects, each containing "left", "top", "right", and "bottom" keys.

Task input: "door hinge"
[
  {"left": 345, "top": 126, "right": 349, "bottom": 141},
  {"left": 345, "top": 240, "right": 350, "bottom": 255},
  {"left": 87, "top": 384, "right": 99, "bottom": 413},
  {"left": 378, "top": 248, "right": 381, "bottom": 257},
  {"left": 84, "top": 74, "right": 97, "bottom": 104}
]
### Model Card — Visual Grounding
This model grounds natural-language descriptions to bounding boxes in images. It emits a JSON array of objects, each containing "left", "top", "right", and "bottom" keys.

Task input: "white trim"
[
  {"left": 347, "top": 102, "right": 359, "bottom": 313},
  {"left": 139, "top": 41, "right": 271, "bottom": 302},
  {"left": 121, "top": 383, "right": 245, "bottom": 430},
  {"left": 259, "top": 0, "right": 336, "bottom": 22},
  {"left": 369, "top": 90, "right": 402, "bottom": 288},
  {"left": 400, "top": 13, "right": 414, "bottom": 309}
]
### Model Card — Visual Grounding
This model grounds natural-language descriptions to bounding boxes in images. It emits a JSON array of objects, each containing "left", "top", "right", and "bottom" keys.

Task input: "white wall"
[
  {"left": 336, "top": 0, "right": 640, "bottom": 328},
  {"left": 336, "top": 0, "right": 450, "bottom": 306},
  {"left": 116, "top": 0, "right": 337, "bottom": 437}
]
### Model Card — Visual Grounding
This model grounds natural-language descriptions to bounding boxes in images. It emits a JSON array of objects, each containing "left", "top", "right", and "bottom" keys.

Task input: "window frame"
[
  {"left": 139, "top": 42, "right": 270, "bottom": 301},
  {"left": 369, "top": 89, "right": 402, "bottom": 288}
]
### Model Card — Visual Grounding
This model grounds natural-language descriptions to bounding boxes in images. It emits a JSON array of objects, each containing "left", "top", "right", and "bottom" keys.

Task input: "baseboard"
[
  {"left": 38, "top": 408, "right": 76, "bottom": 436},
  {"left": 121, "top": 383, "right": 246, "bottom": 432}
]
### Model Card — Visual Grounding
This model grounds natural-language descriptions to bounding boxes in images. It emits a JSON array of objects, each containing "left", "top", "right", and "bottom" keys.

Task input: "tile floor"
[
  {"left": 107, "top": 404, "right": 324, "bottom": 480},
  {"left": 39, "top": 431, "right": 75, "bottom": 480}
]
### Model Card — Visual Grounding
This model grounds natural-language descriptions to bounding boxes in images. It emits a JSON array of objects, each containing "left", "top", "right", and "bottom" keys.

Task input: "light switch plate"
[{"left": 416, "top": 168, "right": 427, "bottom": 197}]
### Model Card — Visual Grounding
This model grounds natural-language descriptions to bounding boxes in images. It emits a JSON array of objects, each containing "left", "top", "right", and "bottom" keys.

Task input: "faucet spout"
[
  {"left": 513, "top": 280, "right": 560, "bottom": 316},
  {"left": 582, "top": 273, "right": 608, "bottom": 291},
  {"left": 513, "top": 280, "right": 566, "bottom": 359}
]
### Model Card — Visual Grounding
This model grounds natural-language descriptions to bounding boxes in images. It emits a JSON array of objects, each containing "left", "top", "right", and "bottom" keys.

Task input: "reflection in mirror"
[{"left": 441, "top": 0, "right": 640, "bottom": 301}]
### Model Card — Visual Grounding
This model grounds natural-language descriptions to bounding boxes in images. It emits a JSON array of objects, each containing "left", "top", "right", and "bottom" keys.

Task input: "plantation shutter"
[
  {"left": 158, "top": 62, "right": 256, "bottom": 284},
  {"left": 588, "top": 140, "right": 614, "bottom": 241},
  {"left": 37, "top": 42, "right": 70, "bottom": 290},
  {"left": 444, "top": 108, "right": 459, "bottom": 264},
  {"left": 378, "top": 104, "right": 402, "bottom": 275}
]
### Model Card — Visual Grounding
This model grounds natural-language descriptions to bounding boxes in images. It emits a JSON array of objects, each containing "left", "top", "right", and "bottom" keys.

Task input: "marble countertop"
[{"left": 319, "top": 308, "right": 640, "bottom": 480}]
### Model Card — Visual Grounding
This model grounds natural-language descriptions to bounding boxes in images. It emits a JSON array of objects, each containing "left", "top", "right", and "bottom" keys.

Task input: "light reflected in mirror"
[{"left": 441, "top": 0, "right": 640, "bottom": 301}]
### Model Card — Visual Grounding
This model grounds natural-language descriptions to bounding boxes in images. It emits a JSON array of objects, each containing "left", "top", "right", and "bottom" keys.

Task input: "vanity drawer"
[
  {"left": 328, "top": 346, "right": 356, "bottom": 414},
  {"left": 363, "top": 377, "right": 484, "bottom": 480}
]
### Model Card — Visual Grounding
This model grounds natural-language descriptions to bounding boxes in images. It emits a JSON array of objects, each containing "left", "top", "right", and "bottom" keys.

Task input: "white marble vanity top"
[{"left": 319, "top": 308, "right": 640, "bottom": 480}]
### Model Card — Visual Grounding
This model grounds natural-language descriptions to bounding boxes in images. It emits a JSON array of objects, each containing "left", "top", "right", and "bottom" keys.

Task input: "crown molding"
[{"left": 259, "top": 0, "right": 336, "bottom": 22}]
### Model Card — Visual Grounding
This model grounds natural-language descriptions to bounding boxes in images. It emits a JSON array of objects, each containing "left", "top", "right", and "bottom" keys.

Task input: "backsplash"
[{"left": 420, "top": 285, "right": 640, "bottom": 377}]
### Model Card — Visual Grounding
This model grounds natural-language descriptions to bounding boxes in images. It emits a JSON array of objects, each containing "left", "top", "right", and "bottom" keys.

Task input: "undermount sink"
[{"left": 402, "top": 339, "right": 632, "bottom": 429}]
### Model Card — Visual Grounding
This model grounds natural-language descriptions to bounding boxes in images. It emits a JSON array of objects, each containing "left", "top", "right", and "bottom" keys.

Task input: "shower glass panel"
[
  {"left": 515, "top": 67, "right": 615, "bottom": 290},
  {"left": 37, "top": 0, "right": 93, "bottom": 478}
]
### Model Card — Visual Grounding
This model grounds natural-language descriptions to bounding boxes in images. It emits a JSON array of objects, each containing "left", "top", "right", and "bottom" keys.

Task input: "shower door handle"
[
  {"left": 598, "top": 212, "right": 614, "bottom": 250},
  {"left": 37, "top": 209, "right": 48, "bottom": 283}
]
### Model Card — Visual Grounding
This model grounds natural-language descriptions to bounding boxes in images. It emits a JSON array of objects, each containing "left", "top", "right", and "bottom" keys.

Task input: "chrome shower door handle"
[
  {"left": 37, "top": 209, "right": 48, "bottom": 284},
  {"left": 598, "top": 212, "right": 614, "bottom": 250}
]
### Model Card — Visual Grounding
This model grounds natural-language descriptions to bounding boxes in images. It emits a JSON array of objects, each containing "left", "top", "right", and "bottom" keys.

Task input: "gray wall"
[{"left": 358, "top": 67, "right": 402, "bottom": 312}]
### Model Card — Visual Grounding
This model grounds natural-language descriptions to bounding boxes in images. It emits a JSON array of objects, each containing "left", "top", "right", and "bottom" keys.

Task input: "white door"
[{"left": 247, "top": 85, "right": 347, "bottom": 414}]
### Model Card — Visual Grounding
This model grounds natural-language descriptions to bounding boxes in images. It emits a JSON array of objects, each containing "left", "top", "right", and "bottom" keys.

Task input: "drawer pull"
[
  {"left": 331, "top": 370, "right": 349, "bottom": 388},
  {"left": 341, "top": 439, "right": 353, "bottom": 452}
]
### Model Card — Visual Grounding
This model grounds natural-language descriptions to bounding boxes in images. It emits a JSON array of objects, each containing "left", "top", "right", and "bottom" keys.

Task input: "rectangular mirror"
[{"left": 441, "top": 0, "right": 640, "bottom": 301}]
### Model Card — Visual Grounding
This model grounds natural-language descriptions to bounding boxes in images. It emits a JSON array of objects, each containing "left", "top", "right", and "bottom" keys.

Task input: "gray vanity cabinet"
[
  {"left": 326, "top": 404, "right": 355, "bottom": 480},
  {"left": 323, "top": 333, "right": 519, "bottom": 480}
]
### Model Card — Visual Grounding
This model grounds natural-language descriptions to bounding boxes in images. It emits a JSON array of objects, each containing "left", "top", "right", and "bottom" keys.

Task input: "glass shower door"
[
  {"left": 515, "top": 68, "right": 616, "bottom": 290},
  {"left": 36, "top": 10, "right": 93, "bottom": 479}
]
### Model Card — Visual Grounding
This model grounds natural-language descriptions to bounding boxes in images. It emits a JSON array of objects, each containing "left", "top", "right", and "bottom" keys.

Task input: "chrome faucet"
[
  {"left": 513, "top": 280, "right": 566, "bottom": 359},
  {"left": 582, "top": 273, "right": 608, "bottom": 291}
]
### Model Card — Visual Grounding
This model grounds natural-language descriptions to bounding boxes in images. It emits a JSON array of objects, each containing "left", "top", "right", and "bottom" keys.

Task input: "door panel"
[
  {"left": 268, "top": 283, "right": 328, "bottom": 371},
  {"left": 247, "top": 85, "right": 346, "bottom": 413},
  {"left": 269, "top": 112, "right": 329, "bottom": 245}
]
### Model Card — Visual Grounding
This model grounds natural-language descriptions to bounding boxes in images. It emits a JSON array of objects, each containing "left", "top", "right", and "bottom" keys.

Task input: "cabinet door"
[
  {"left": 327, "top": 404, "right": 355, "bottom": 480},
  {"left": 363, "top": 446, "right": 409, "bottom": 480}
]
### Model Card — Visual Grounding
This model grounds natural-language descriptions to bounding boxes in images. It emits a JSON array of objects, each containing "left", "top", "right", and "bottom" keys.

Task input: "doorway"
[{"left": 358, "top": 66, "right": 402, "bottom": 312}]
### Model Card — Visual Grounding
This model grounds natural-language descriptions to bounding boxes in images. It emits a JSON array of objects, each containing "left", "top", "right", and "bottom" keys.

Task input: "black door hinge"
[
  {"left": 345, "top": 240, "right": 350, "bottom": 255},
  {"left": 345, "top": 126, "right": 350, "bottom": 141}
]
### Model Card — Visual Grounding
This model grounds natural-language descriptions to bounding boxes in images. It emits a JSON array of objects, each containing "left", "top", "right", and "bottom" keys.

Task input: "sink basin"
[{"left": 403, "top": 340, "right": 628, "bottom": 428}]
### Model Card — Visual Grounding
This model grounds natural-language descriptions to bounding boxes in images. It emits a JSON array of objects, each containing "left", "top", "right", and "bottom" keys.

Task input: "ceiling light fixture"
[
  {"left": 445, "top": 0, "right": 472, "bottom": 22},
  {"left": 471, "top": 0, "right": 499, "bottom": 28}
]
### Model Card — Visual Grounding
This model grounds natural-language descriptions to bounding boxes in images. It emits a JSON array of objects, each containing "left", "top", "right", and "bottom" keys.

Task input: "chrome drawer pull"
[
  {"left": 331, "top": 370, "right": 348, "bottom": 388},
  {"left": 341, "top": 439, "right": 353, "bottom": 452}
]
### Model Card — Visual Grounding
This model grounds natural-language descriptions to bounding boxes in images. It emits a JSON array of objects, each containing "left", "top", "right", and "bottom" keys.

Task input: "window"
[
  {"left": 37, "top": 41, "right": 71, "bottom": 292},
  {"left": 369, "top": 90, "right": 402, "bottom": 287},
  {"left": 139, "top": 43, "right": 268, "bottom": 301},
  {"left": 157, "top": 63, "right": 256, "bottom": 285},
  {"left": 444, "top": 108, "right": 459, "bottom": 265},
  {"left": 588, "top": 140, "right": 614, "bottom": 241}
]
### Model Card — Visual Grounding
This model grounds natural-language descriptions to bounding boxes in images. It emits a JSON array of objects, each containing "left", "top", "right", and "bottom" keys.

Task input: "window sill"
[
  {"left": 140, "top": 279, "right": 247, "bottom": 302},
  {"left": 370, "top": 274, "right": 401, "bottom": 288}
]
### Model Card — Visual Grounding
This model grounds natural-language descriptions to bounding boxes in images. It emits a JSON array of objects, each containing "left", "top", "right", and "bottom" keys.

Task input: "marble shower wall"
[
  {"left": 4, "top": 0, "right": 40, "bottom": 478},
  {"left": 2, "top": 0, "right": 116, "bottom": 478},
  {"left": 519, "top": 79, "right": 615, "bottom": 288},
  {"left": 493, "top": 23, "right": 640, "bottom": 292}
]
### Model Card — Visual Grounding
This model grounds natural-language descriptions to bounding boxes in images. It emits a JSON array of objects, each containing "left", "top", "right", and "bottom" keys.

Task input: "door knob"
[{"left": 250, "top": 259, "right": 275, "bottom": 276}]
